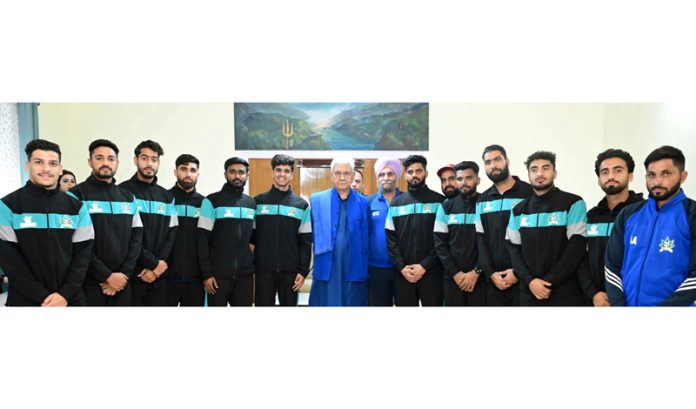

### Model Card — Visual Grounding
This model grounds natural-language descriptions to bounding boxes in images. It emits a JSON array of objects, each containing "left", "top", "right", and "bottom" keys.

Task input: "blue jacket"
[
  {"left": 367, "top": 189, "right": 401, "bottom": 268},
  {"left": 605, "top": 189, "right": 696, "bottom": 306},
  {"left": 310, "top": 188, "right": 370, "bottom": 282}
]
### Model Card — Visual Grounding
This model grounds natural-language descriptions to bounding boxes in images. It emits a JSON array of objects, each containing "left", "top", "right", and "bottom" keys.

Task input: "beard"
[
  {"left": 443, "top": 187, "right": 458, "bottom": 199},
  {"left": 95, "top": 166, "right": 115, "bottom": 179},
  {"left": 379, "top": 180, "right": 396, "bottom": 193},
  {"left": 228, "top": 178, "right": 246, "bottom": 189},
  {"left": 531, "top": 180, "right": 554, "bottom": 191},
  {"left": 487, "top": 165, "right": 510, "bottom": 183},
  {"left": 177, "top": 179, "right": 196, "bottom": 190},
  {"left": 459, "top": 185, "right": 476, "bottom": 198},
  {"left": 407, "top": 177, "right": 426, "bottom": 191},
  {"left": 601, "top": 181, "right": 627, "bottom": 195},
  {"left": 649, "top": 182, "right": 681, "bottom": 202},
  {"left": 137, "top": 166, "right": 156, "bottom": 179}
]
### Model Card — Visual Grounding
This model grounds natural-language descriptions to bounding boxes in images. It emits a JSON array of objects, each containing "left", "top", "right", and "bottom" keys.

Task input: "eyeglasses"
[{"left": 333, "top": 171, "right": 352, "bottom": 179}]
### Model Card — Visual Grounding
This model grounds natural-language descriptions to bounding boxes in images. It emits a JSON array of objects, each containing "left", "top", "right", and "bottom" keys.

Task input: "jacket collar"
[
  {"left": 222, "top": 182, "right": 244, "bottom": 197},
  {"left": 130, "top": 173, "right": 158, "bottom": 186},
  {"left": 87, "top": 173, "right": 116, "bottom": 187},
  {"left": 24, "top": 180, "right": 61, "bottom": 197}
]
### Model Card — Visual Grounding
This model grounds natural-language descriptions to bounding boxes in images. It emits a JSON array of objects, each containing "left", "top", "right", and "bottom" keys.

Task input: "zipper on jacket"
[{"left": 634, "top": 211, "right": 660, "bottom": 306}]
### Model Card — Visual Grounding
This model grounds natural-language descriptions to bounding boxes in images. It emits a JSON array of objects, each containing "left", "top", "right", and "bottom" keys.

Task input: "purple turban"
[{"left": 374, "top": 157, "right": 403, "bottom": 180}]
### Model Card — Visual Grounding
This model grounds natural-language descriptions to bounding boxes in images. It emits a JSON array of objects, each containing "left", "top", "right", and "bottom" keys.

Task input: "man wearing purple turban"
[{"left": 367, "top": 157, "right": 403, "bottom": 306}]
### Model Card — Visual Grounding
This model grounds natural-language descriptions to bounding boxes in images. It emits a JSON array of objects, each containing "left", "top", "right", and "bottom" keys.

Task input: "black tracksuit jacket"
[
  {"left": 251, "top": 186, "right": 312, "bottom": 276},
  {"left": 434, "top": 192, "right": 480, "bottom": 279},
  {"left": 197, "top": 183, "right": 256, "bottom": 279},
  {"left": 0, "top": 182, "right": 93, "bottom": 305},
  {"left": 69, "top": 175, "right": 143, "bottom": 285},
  {"left": 120, "top": 175, "right": 178, "bottom": 276},
  {"left": 168, "top": 184, "right": 205, "bottom": 281},
  {"left": 506, "top": 187, "right": 587, "bottom": 299},
  {"left": 475, "top": 176, "right": 533, "bottom": 279},
  {"left": 385, "top": 184, "right": 445, "bottom": 273},
  {"left": 578, "top": 191, "right": 644, "bottom": 302}
]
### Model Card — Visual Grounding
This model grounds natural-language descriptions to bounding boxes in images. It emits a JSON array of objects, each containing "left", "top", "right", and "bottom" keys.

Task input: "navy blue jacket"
[
  {"left": 605, "top": 189, "right": 696, "bottom": 306},
  {"left": 368, "top": 189, "right": 401, "bottom": 268}
]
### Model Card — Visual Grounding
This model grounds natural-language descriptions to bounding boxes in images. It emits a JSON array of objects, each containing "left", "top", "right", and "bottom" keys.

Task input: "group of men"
[{"left": 1, "top": 138, "right": 694, "bottom": 307}]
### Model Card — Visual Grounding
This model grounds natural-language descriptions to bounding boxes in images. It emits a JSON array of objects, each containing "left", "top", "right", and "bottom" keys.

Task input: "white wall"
[
  {"left": 604, "top": 103, "right": 696, "bottom": 202},
  {"left": 0, "top": 103, "right": 21, "bottom": 197},
  {"left": 39, "top": 103, "right": 235, "bottom": 195},
  {"left": 38, "top": 103, "right": 696, "bottom": 206}
]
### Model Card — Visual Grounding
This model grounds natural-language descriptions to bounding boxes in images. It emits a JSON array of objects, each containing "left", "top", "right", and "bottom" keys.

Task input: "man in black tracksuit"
[
  {"left": 167, "top": 154, "right": 206, "bottom": 306},
  {"left": 476, "top": 144, "right": 533, "bottom": 306},
  {"left": 386, "top": 155, "right": 445, "bottom": 306},
  {"left": 120, "top": 140, "right": 178, "bottom": 306},
  {"left": 198, "top": 157, "right": 256, "bottom": 307},
  {"left": 69, "top": 139, "right": 143, "bottom": 306},
  {"left": 506, "top": 151, "right": 587, "bottom": 306},
  {"left": 578, "top": 149, "right": 643, "bottom": 306},
  {"left": 252, "top": 154, "right": 312, "bottom": 306},
  {"left": 434, "top": 161, "right": 486, "bottom": 306},
  {"left": 0, "top": 139, "right": 94, "bottom": 307}
]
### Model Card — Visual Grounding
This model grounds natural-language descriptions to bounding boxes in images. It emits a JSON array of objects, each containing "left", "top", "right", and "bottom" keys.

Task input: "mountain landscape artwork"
[{"left": 234, "top": 103, "right": 429, "bottom": 151}]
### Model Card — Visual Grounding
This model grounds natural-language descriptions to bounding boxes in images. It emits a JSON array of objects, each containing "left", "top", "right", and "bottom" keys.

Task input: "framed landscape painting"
[{"left": 234, "top": 103, "right": 429, "bottom": 151}]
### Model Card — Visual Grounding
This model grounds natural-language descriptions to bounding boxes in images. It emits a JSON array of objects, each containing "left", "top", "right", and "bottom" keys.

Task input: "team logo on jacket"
[
  {"left": 547, "top": 214, "right": 559, "bottom": 225},
  {"left": 483, "top": 202, "right": 493, "bottom": 211},
  {"left": 223, "top": 209, "right": 234, "bottom": 218},
  {"left": 520, "top": 216, "right": 529, "bottom": 227},
  {"left": 372, "top": 211, "right": 380, "bottom": 217},
  {"left": 121, "top": 204, "right": 131, "bottom": 214},
  {"left": 287, "top": 208, "right": 296, "bottom": 217},
  {"left": 423, "top": 205, "right": 432, "bottom": 213},
  {"left": 630, "top": 236, "right": 638, "bottom": 245},
  {"left": 659, "top": 236, "right": 675, "bottom": 253},
  {"left": 260, "top": 205, "right": 270, "bottom": 214},
  {"left": 399, "top": 207, "right": 408, "bottom": 215},
  {"left": 157, "top": 203, "right": 165, "bottom": 214},
  {"left": 59, "top": 216, "right": 74, "bottom": 229},
  {"left": 19, "top": 216, "right": 37, "bottom": 228},
  {"left": 449, "top": 214, "right": 457, "bottom": 223},
  {"left": 246, "top": 209, "right": 254, "bottom": 218},
  {"left": 193, "top": 209, "right": 200, "bottom": 218},
  {"left": 587, "top": 225, "right": 599, "bottom": 236},
  {"left": 90, "top": 203, "right": 104, "bottom": 213}
]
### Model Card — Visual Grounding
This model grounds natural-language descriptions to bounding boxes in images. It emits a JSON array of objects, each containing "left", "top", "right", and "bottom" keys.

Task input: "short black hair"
[
  {"left": 134, "top": 140, "right": 164, "bottom": 157},
  {"left": 482, "top": 144, "right": 507, "bottom": 160},
  {"left": 89, "top": 139, "right": 120, "bottom": 157},
  {"left": 644, "top": 145, "right": 686, "bottom": 172},
  {"left": 271, "top": 154, "right": 295, "bottom": 171},
  {"left": 60, "top": 170, "right": 76, "bottom": 180},
  {"left": 176, "top": 154, "right": 200, "bottom": 169},
  {"left": 524, "top": 151, "right": 556, "bottom": 170},
  {"left": 403, "top": 155, "right": 427, "bottom": 170},
  {"left": 25, "top": 139, "right": 61, "bottom": 161},
  {"left": 224, "top": 156, "right": 249, "bottom": 172},
  {"left": 455, "top": 160, "right": 479, "bottom": 174},
  {"left": 594, "top": 148, "right": 635, "bottom": 176}
]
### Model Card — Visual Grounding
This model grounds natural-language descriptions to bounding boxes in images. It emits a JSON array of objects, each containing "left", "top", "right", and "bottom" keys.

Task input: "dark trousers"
[
  {"left": 486, "top": 282, "right": 521, "bottom": 306},
  {"left": 520, "top": 291, "right": 584, "bottom": 306},
  {"left": 394, "top": 269, "right": 444, "bottom": 306},
  {"left": 255, "top": 271, "right": 300, "bottom": 307},
  {"left": 131, "top": 278, "right": 167, "bottom": 306},
  {"left": 207, "top": 276, "right": 253, "bottom": 307},
  {"left": 368, "top": 266, "right": 396, "bottom": 306},
  {"left": 6, "top": 287, "right": 86, "bottom": 306},
  {"left": 166, "top": 280, "right": 205, "bottom": 306},
  {"left": 443, "top": 276, "right": 487, "bottom": 306},
  {"left": 84, "top": 283, "right": 132, "bottom": 306}
]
